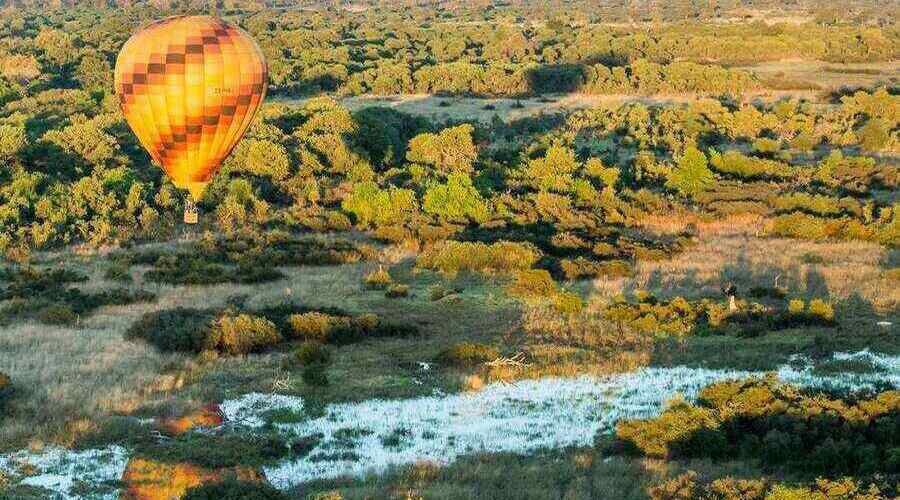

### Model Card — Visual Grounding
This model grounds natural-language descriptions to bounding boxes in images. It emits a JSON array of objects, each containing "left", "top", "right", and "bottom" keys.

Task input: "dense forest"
[{"left": 0, "top": 2, "right": 896, "bottom": 260}]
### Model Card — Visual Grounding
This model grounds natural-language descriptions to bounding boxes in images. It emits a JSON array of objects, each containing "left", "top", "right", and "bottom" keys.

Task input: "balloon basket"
[{"left": 184, "top": 199, "right": 199, "bottom": 225}]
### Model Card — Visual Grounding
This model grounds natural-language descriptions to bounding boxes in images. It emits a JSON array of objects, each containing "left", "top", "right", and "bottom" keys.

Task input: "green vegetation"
[
  {"left": 0, "top": 2, "right": 898, "bottom": 498},
  {"left": 613, "top": 377, "right": 900, "bottom": 476},
  {"left": 127, "top": 306, "right": 418, "bottom": 355},
  {"left": 649, "top": 473, "right": 892, "bottom": 500},
  {"left": 0, "top": 266, "right": 154, "bottom": 325},
  {"left": 601, "top": 293, "right": 836, "bottom": 340},
  {"left": 416, "top": 240, "right": 541, "bottom": 276},
  {"left": 0, "top": 371, "right": 10, "bottom": 412},
  {"left": 183, "top": 480, "right": 287, "bottom": 500},
  {"left": 436, "top": 342, "right": 500, "bottom": 367}
]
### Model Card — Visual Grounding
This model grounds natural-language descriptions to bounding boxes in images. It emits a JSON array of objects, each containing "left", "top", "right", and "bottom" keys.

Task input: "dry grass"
[
  {"left": 739, "top": 60, "right": 899, "bottom": 91},
  {"left": 0, "top": 238, "right": 522, "bottom": 451},
  {"left": 274, "top": 87, "right": 842, "bottom": 125},
  {"left": 589, "top": 215, "right": 898, "bottom": 313}
]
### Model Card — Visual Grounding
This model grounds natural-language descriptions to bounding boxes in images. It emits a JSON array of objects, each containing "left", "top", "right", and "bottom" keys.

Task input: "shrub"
[
  {"left": 406, "top": 124, "right": 477, "bottom": 175},
  {"left": 294, "top": 342, "right": 331, "bottom": 366},
  {"left": 204, "top": 314, "right": 282, "bottom": 355},
  {"left": 508, "top": 269, "right": 558, "bottom": 297},
  {"left": 135, "top": 433, "right": 287, "bottom": 469},
  {"left": 601, "top": 257, "right": 637, "bottom": 276},
  {"left": 385, "top": 284, "right": 409, "bottom": 298},
  {"left": 283, "top": 309, "right": 417, "bottom": 346},
  {"left": 0, "top": 371, "right": 10, "bottom": 409},
  {"left": 789, "top": 132, "right": 818, "bottom": 151},
  {"left": 37, "top": 304, "right": 78, "bottom": 325},
  {"left": 666, "top": 147, "right": 716, "bottom": 198},
  {"left": 436, "top": 342, "right": 499, "bottom": 367},
  {"left": 422, "top": 173, "right": 490, "bottom": 223},
  {"left": 613, "top": 377, "right": 900, "bottom": 476},
  {"left": 104, "top": 263, "right": 133, "bottom": 282},
  {"left": 807, "top": 299, "right": 835, "bottom": 323},
  {"left": 553, "top": 291, "right": 583, "bottom": 315},
  {"left": 363, "top": 268, "right": 393, "bottom": 289},
  {"left": 340, "top": 182, "right": 418, "bottom": 227},
  {"left": 302, "top": 363, "right": 329, "bottom": 386},
  {"left": 144, "top": 256, "right": 284, "bottom": 285},
  {"left": 183, "top": 479, "right": 287, "bottom": 500},
  {"left": 648, "top": 474, "right": 888, "bottom": 500},
  {"left": 125, "top": 308, "right": 214, "bottom": 353},
  {"left": 603, "top": 296, "right": 705, "bottom": 338},
  {"left": 615, "top": 400, "right": 720, "bottom": 458},
  {"left": 429, "top": 284, "right": 462, "bottom": 301},
  {"left": 288, "top": 312, "right": 338, "bottom": 342},
  {"left": 416, "top": 240, "right": 540, "bottom": 276},
  {"left": 857, "top": 119, "right": 889, "bottom": 151}
]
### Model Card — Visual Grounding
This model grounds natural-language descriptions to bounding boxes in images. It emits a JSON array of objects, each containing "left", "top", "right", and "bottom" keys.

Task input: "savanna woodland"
[{"left": 0, "top": 0, "right": 898, "bottom": 499}]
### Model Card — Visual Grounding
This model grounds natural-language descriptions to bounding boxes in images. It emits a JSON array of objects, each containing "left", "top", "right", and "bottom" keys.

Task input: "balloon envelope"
[{"left": 114, "top": 16, "right": 267, "bottom": 201}]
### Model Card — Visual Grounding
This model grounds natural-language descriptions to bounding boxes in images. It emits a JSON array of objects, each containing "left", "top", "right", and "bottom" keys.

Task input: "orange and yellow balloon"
[{"left": 114, "top": 15, "right": 267, "bottom": 203}]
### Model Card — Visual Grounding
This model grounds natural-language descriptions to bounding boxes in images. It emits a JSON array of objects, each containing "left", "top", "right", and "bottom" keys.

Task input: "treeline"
[
  {"left": 344, "top": 60, "right": 758, "bottom": 97},
  {"left": 2, "top": 0, "right": 897, "bottom": 27},
  {"left": 0, "top": 78, "right": 896, "bottom": 258},
  {"left": 0, "top": 7, "right": 896, "bottom": 99}
]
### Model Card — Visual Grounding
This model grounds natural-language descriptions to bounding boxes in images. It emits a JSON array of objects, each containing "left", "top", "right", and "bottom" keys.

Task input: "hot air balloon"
[{"left": 114, "top": 16, "right": 267, "bottom": 223}]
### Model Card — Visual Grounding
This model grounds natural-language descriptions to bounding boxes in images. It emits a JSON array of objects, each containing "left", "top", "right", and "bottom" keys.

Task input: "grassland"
[{"left": 0, "top": 223, "right": 896, "bottom": 498}]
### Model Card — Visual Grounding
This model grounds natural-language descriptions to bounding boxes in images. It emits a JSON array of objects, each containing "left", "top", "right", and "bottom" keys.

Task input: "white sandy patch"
[
  {"left": 219, "top": 392, "right": 305, "bottom": 428},
  {"left": 0, "top": 445, "right": 127, "bottom": 499},
  {"left": 1, "top": 351, "right": 897, "bottom": 495},
  {"left": 237, "top": 352, "right": 900, "bottom": 489}
]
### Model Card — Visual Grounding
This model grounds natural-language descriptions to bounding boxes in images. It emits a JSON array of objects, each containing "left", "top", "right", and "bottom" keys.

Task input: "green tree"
[
  {"left": 406, "top": 124, "right": 477, "bottom": 176},
  {"left": 857, "top": 119, "right": 889, "bottom": 151},
  {"left": 422, "top": 173, "right": 490, "bottom": 223},
  {"left": 75, "top": 51, "right": 112, "bottom": 92},
  {"left": 523, "top": 144, "right": 579, "bottom": 192},
  {"left": 666, "top": 147, "right": 716, "bottom": 198},
  {"left": 341, "top": 181, "right": 417, "bottom": 227}
]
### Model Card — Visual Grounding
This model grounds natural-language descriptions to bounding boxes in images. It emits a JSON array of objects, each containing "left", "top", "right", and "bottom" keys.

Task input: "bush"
[
  {"left": 284, "top": 310, "right": 417, "bottom": 346},
  {"left": 125, "top": 308, "right": 214, "bottom": 353},
  {"left": 613, "top": 377, "right": 900, "bottom": 477},
  {"left": 436, "top": 342, "right": 499, "bottom": 367},
  {"left": 807, "top": 299, "right": 835, "bottom": 322},
  {"left": 508, "top": 269, "right": 557, "bottom": 297},
  {"left": 552, "top": 291, "right": 583, "bottom": 315},
  {"left": 422, "top": 173, "right": 490, "bottom": 223},
  {"left": 294, "top": 342, "right": 331, "bottom": 366},
  {"left": 144, "top": 256, "right": 284, "bottom": 285},
  {"left": 595, "top": 260, "right": 633, "bottom": 279},
  {"left": 0, "top": 267, "right": 155, "bottom": 326},
  {"left": 204, "top": 314, "right": 282, "bottom": 356},
  {"left": 183, "top": 479, "right": 287, "bottom": 500},
  {"left": 648, "top": 473, "right": 888, "bottom": 500},
  {"left": 341, "top": 182, "right": 417, "bottom": 227},
  {"left": 416, "top": 240, "right": 540, "bottom": 276},
  {"left": 363, "top": 268, "right": 393, "bottom": 289},
  {"left": 302, "top": 363, "right": 329, "bottom": 386},
  {"left": 104, "top": 263, "right": 132, "bottom": 282},
  {"left": 0, "top": 371, "right": 10, "bottom": 407},
  {"left": 288, "top": 312, "right": 338, "bottom": 342},
  {"left": 385, "top": 284, "right": 409, "bottom": 298},
  {"left": 666, "top": 147, "right": 716, "bottom": 198},
  {"left": 857, "top": 119, "right": 889, "bottom": 151},
  {"left": 37, "top": 304, "right": 78, "bottom": 325}
]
